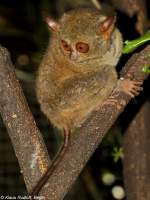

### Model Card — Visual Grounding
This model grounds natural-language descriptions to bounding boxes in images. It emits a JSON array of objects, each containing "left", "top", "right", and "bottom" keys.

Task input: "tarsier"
[{"left": 31, "top": 7, "right": 142, "bottom": 196}]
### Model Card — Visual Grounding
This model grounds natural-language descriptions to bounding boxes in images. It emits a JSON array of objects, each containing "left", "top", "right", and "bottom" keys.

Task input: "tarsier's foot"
[{"left": 117, "top": 78, "right": 143, "bottom": 97}]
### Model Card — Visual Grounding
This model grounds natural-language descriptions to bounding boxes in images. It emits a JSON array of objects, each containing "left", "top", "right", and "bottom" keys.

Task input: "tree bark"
[
  {"left": 123, "top": 100, "right": 150, "bottom": 200},
  {"left": 0, "top": 46, "right": 51, "bottom": 192},
  {"left": 111, "top": 0, "right": 149, "bottom": 34}
]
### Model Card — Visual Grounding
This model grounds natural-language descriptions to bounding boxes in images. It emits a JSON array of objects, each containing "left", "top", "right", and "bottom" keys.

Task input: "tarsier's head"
[{"left": 46, "top": 8, "right": 122, "bottom": 65}]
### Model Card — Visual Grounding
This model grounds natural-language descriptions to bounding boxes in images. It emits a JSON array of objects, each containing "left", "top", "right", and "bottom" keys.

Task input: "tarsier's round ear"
[
  {"left": 45, "top": 16, "right": 60, "bottom": 32},
  {"left": 97, "top": 16, "right": 116, "bottom": 40}
]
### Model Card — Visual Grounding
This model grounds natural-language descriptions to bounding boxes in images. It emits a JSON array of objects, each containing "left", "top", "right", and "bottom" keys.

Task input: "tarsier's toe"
[
  {"left": 129, "top": 81, "right": 143, "bottom": 97},
  {"left": 128, "top": 89, "right": 139, "bottom": 97}
]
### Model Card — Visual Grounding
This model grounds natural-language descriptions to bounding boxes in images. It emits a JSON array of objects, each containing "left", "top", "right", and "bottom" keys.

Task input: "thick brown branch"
[
  {"left": 0, "top": 46, "right": 51, "bottom": 192},
  {"left": 123, "top": 100, "right": 150, "bottom": 200},
  {"left": 38, "top": 46, "right": 149, "bottom": 200}
]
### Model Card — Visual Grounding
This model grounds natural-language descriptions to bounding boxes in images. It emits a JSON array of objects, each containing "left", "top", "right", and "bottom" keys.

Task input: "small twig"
[
  {"left": 91, "top": 0, "right": 102, "bottom": 10},
  {"left": 15, "top": 68, "right": 35, "bottom": 82},
  {"left": 0, "top": 46, "right": 51, "bottom": 192}
]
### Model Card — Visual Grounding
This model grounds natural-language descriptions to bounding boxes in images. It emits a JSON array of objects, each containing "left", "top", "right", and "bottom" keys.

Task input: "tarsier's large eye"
[
  {"left": 61, "top": 40, "right": 71, "bottom": 51},
  {"left": 76, "top": 42, "right": 89, "bottom": 53}
]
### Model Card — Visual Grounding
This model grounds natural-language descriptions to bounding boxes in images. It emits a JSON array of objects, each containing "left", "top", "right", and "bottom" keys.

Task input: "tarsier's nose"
[{"left": 70, "top": 50, "right": 78, "bottom": 61}]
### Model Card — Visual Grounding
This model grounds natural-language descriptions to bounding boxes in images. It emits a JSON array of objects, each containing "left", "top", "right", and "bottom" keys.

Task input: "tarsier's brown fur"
[
  {"left": 36, "top": 8, "right": 123, "bottom": 131},
  {"left": 31, "top": 7, "right": 142, "bottom": 197}
]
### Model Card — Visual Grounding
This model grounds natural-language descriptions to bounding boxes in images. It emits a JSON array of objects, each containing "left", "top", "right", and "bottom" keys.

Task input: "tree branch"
[
  {"left": 0, "top": 44, "right": 149, "bottom": 200},
  {"left": 0, "top": 46, "right": 51, "bottom": 192}
]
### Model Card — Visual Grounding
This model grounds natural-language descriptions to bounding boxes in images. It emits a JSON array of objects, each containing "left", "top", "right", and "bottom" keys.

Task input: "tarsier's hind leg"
[{"left": 30, "top": 128, "right": 70, "bottom": 198}]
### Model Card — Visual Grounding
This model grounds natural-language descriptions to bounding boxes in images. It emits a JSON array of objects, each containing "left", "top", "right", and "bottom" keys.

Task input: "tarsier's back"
[{"left": 36, "top": 7, "right": 123, "bottom": 131}]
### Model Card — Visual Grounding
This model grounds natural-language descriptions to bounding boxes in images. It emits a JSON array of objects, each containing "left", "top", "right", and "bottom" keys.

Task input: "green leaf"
[
  {"left": 122, "top": 30, "right": 150, "bottom": 54},
  {"left": 142, "top": 64, "right": 150, "bottom": 74},
  {"left": 111, "top": 146, "right": 123, "bottom": 163}
]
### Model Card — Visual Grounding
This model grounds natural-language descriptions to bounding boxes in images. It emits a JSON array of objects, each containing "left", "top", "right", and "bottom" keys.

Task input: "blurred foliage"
[
  {"left": 122, "top": 30, "right": 150, "bottom": 54},
  {"left": 0, "top": 0, "right": 149, "bottom": 199}
]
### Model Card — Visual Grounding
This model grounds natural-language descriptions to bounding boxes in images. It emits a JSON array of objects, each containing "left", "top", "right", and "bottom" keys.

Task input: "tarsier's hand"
[{"left": 116, "top": 78, "right": 143, "bottom": 97}]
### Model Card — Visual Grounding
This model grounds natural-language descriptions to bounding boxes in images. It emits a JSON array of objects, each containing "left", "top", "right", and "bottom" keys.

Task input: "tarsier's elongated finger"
[
  {"left": 130, "top": 89, "right": 140, "bottom": 96},
  {"left": 131, "top": 80, "right": 143, "bottom": 85},
  {"left": 132, "top": 86, "right": 143, "bottom": 91}
]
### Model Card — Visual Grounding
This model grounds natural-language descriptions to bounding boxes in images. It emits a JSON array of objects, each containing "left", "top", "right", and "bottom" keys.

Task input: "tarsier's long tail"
[{"left": 30, "top": 129, "right": 70, "bottom": 199}]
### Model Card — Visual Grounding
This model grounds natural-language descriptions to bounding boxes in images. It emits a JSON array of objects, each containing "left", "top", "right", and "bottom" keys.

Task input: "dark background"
[{"left": 0, "top": 0, "right": 149, "bottom": 199}]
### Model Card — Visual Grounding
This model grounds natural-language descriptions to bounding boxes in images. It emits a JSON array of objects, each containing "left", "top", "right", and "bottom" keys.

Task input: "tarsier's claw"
[{"left": 117, "top": 78, "right": 143, "bottom": 98}]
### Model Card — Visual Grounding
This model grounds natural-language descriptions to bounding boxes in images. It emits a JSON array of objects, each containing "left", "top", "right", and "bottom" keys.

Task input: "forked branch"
[{"left": 0, "top": 45, "right": 149, "bottom": 199}]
